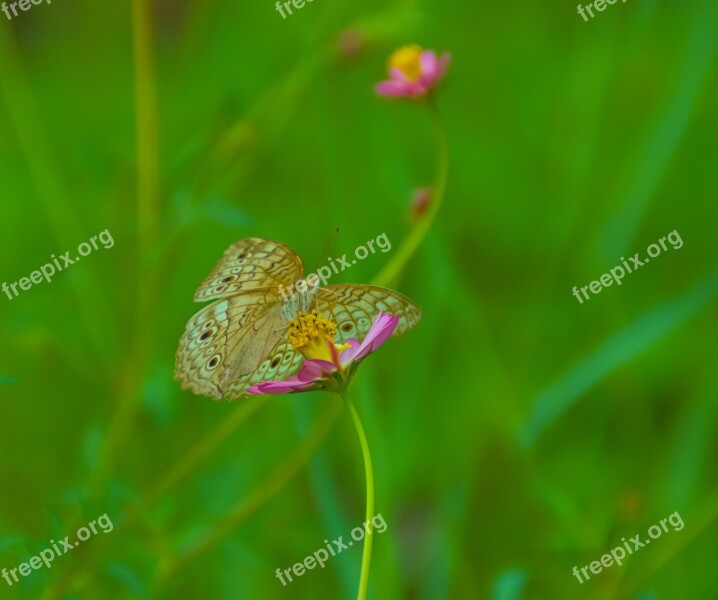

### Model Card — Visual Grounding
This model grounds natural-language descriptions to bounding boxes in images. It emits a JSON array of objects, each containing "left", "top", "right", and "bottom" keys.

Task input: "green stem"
[
  {"left": 92, "top": 0, "right": 160, "bottom": 502},
  {"left": 339, "top": 390, "right": 375, "bottom": 600},
  {"left": 372, "top": 97, "right": 449, "bottom": 287},
  {"left": 131, "top": 0, "right": 159, "bottom": 260}
]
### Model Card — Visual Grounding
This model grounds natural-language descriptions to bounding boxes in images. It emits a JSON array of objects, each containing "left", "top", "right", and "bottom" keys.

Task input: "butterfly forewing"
[{"left": 193, "top": 237, "right": 304, "bottom": 303}]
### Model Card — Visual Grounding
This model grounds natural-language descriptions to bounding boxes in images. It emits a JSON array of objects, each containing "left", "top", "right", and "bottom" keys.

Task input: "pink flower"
[
  {"left": 376, "top": 45, "right": 451, "bottom": 98},
  {"left": 248, "top": 311, "right": 400, "bottom": 395}
]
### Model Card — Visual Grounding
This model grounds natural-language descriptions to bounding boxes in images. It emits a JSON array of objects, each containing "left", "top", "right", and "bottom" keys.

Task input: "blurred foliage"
[{"left": 1, "top": 0, "right": 717, "bottom": 598}]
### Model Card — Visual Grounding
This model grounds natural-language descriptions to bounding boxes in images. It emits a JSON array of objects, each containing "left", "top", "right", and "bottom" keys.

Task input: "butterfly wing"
[
  {"left": 177, "top": 237, "right": 306, "bottom": 400},
  {"left": 193, "top": 237, "right": 304, "bottom": 303},
  {"left": 175, "top": 290, "right": 298, "bottom": 400},
  {"left": 222, "top": 341, "right": 304, "bottom": 399},
  {"left": 316, "top": 284, "right": 422, "bottom": 344}
]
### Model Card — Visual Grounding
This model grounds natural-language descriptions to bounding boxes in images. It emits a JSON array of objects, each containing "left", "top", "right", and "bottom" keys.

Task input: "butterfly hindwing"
[
  {"left": 316, "top": 284, "right": 422, "bottom": 344},
  {"left": 224, "top": 341, "right": 304, "bottom": 399},
  {"left": 174, "top": 289, "right": 284, "bottom": 400}
]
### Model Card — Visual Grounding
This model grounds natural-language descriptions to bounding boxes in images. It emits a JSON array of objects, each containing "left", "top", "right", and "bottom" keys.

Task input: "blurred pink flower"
[
  {"left": 248, "top": 311, "right": 399, "bottom": 395},
  {"left": 376, "top": 45, "right": 451, "bottom": 98}
]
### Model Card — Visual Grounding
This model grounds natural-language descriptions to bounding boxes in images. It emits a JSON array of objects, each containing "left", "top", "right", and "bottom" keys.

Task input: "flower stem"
[
  {"left": 338, "top": 390, "right": 375, "bottom": 600},
  {"left": 372, "top": 97, "right": 449, "bottom": 287}
]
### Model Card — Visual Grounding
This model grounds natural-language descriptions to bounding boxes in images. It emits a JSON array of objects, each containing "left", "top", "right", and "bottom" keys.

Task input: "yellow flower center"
[
  {"left": 288, "top": 310, "right": 348, "bottom": 363},
  {"left": 388, "top": 44, "right": 423, "bottom": 81}
]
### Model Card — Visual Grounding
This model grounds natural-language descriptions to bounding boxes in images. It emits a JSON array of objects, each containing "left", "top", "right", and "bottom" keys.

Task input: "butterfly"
[{"left": 174, "top": 237, "right": 422, "bottom": 400}]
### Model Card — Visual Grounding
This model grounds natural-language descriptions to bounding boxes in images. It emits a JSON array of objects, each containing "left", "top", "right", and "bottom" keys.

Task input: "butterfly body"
[
  {"left": 174, "top": 238, "right": 421, "bottom": 400},
  {"left": 281, "top": 276, "right": 321, "bottom": 321}
]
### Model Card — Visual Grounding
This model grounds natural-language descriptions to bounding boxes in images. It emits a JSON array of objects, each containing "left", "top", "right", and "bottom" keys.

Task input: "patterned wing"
[
  {"left": 175, "top": 290, "right": 294, "bottom": 400},
  {"left": 316, "top": 284, "right": 422, "bottom": 344},
  {"left": 193, "top": 238, "right": 304, "bottom": 303},
  {"left": 223, "top": 341, "right": 304, "bottom": 399}
]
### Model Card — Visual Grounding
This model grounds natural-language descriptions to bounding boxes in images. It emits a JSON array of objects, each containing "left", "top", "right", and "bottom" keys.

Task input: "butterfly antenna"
[
  {"left": 312, "top": 227, "right": 340, "bottom": 271},
  {"left": 312, "top": 228, "right": 340, "bottom": 312}
]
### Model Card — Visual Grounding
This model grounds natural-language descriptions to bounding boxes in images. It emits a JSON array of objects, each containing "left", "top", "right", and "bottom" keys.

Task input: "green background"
[{"left": 1, "top": 0, "right": 717, "bottom": 598}]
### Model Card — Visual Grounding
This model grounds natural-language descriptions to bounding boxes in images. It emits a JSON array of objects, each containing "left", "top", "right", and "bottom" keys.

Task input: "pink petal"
[
  {"left": 376, "top": 80, "right": 412, "bottom": 96},
  {"left": 247, "top": 377, "right": 317, "bottom": 395},
  {"left": 298, "top": 360, "right": 336, "bottom": 381},
  {"left": 419, "top": 51, "right": 439, "bottom": 79},
  {"left": 339, "top": 338, "right": 362, "bottom": 364},
  {"left": 419, "top": 51, "right": 451, "bottom": 87},
  {"left": 375, "top": 80, "right": 428, "bottom": 98},
  {"left": 345, "top": 312, "right": 400, "bottom": 364},
  {"left": 358, "top": 313, "right": 398, "bottom": 359},
  {"left": 389, "top": 66, "right": 411, "bottom": 82},
  {"left": 247, "top": 381, "right": 293, "bottom": 395}
]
